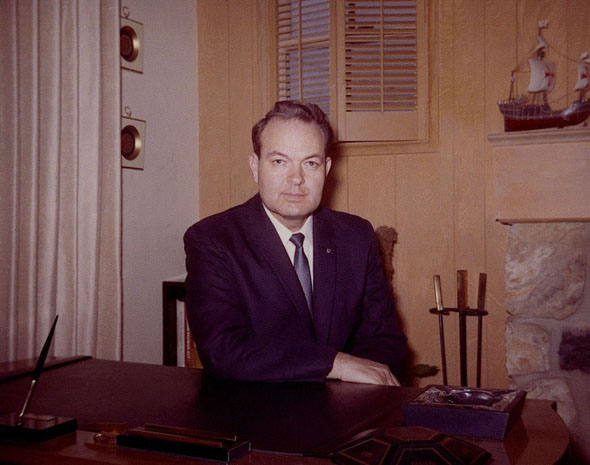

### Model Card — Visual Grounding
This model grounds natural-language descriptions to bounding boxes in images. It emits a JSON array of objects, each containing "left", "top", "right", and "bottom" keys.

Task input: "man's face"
[{"left": 249, "top": 118, "right": 332, "bottom": 232}]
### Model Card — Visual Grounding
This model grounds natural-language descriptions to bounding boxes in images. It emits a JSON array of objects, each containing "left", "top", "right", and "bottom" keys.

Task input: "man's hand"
[{"left": 326, "top": 352, "right": 400, "bottom": 386}]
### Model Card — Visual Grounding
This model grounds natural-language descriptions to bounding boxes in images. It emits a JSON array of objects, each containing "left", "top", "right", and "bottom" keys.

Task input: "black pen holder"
[{"left": 0, "top": 412, "right": 77, "bottom": 442}]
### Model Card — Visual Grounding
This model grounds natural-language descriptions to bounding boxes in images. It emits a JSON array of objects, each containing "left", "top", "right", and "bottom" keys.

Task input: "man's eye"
[
  {"left": 306, "top": 161, "right": 319, "bottom": 168},
  {"left": 271, "top": 159, "right": 285, "bottom": 165}
]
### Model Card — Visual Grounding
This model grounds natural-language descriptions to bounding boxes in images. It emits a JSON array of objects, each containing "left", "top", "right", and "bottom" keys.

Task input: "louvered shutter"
[
  {"left": 277, "top": 0, "right": 331, "bottom": 116},
  {"left": 337, "top": 0, "right": 424, "bottom": 141},
  {"left": 276, "top": 0, "right": 426, "bottom": 143}
]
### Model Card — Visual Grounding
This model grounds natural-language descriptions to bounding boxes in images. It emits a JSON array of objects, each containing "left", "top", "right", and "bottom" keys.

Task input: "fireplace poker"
[
  {"left": 476, "top": 273, "right": 487, "bottom": 388},
  {"left": 433, "top": 275, "right": 448, "bottom": 385},
  {"left": 457, "top": 270, "right": 468, "bottom": 386}
]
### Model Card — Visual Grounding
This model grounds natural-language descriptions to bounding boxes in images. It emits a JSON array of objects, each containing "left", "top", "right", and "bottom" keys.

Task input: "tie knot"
[{"left": 289, "top": 233, "right": 305, "bottom": 248}]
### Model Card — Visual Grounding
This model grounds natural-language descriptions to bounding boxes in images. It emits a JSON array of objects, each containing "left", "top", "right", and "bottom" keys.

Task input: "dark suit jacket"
[{"left": 184, "top": 194, "right": 407, "bottom": 382}]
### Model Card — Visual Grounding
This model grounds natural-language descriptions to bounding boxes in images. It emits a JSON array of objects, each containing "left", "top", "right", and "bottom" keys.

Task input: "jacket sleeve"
[
  {"left": 184, "top": 226, "right": 338, "bottom": 382},
  {"left": 346, "top": 222, "right": 408, "bottom": 382}
]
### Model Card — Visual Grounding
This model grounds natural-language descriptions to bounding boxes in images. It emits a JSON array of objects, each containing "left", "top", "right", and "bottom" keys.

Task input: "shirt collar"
[{"left": 262, "top": 204, "right": 314, "bottom": 247}]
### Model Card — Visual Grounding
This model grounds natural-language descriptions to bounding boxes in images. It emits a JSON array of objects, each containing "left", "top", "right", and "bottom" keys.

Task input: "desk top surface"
[
  {"left": 0, "top": 357, "right": 570, "bottom": 465},
  {"left": 0, "top": 357, "right": 415, "bottom": 454}
]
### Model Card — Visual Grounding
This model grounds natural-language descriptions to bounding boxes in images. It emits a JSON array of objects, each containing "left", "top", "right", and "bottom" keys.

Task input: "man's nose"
[{"left": 287, "top": 165, "right": 304, "bottom": 185}]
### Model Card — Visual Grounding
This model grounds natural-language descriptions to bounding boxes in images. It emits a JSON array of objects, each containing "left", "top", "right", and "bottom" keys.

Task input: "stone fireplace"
[
  {"left": 504, "top": 222, "right": 590, "bottom": 462},
  {"left": 488, "top": 126, "right": 590, "bottom": 462}
]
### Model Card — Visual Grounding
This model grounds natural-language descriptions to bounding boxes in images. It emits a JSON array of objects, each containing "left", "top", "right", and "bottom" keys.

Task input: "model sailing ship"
[{"left": 498, "top": 20, "right": 590, "bottom": 132}]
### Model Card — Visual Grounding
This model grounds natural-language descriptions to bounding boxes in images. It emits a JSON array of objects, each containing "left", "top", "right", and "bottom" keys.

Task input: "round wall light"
[
  {"left": 121, "top": 125, "right": 142, "bottom": 161},
  {"left": 120, "top": 25, "right": 140, "bottom": 62},
  {"left": 120, "top": 17, "right": 143, "bottom": 73}
]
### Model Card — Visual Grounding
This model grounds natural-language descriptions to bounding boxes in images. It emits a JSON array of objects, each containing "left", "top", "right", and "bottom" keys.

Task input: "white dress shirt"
[{"left": 262, "top": 205, "right": 314, "bottom": 287}]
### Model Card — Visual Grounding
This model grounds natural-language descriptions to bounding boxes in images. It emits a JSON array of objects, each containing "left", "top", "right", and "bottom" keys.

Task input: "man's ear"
[
  {"left": 325, "top": 156, "right": 332, "bottom": 178},
  {"left": 249, "top": 152, "right": 259, "bottom": 184}
]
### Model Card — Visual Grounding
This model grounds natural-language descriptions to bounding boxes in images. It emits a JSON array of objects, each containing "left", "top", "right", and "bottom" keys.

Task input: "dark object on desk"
[
  {"left": 0, "top": 412, "right": 77, "bottom": 442},
  {"left": 402, "top": 385, "right": 526, "bottom": 440},
  {"left": 116, "top": 424, "right": 250, "bottom": 463},
  {"left": 0, "top": 315, "right": 77, "bottom": 441},
  {"left": 333, "top": 426, "right": 491, "bottom": 465}
]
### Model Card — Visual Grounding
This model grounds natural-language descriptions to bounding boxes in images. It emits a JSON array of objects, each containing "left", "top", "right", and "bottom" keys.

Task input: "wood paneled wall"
[{"left": 197, "top": 0, "right": 590, "bottom": 388}]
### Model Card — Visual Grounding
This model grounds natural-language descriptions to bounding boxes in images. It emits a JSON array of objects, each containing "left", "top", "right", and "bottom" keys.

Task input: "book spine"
[{"left": 184, "top": 304, "right": 193, "bottom": 367}]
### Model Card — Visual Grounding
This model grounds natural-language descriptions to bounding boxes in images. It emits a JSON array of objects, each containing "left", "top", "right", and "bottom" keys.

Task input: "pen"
[
  {"left": 144, "top": 423, "right": 237, "bottom": 442},
  {"left": 124, "top": 428, "right": 224, "bottom": 448},
  {"left": 17, "top": 315, "right": 59, "bottom": 426}
]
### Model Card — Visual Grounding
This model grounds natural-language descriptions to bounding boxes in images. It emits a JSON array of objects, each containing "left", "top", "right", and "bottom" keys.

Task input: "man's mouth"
[{"left": 283, "top": 192, "right": 306, "bottom": 198}]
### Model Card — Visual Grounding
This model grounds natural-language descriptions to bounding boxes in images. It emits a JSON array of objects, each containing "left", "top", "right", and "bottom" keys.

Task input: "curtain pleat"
[
  {"left": 0, "top": 0, "right": 19, "bottom": 362},
  {"left": 0, "top": 0, "right": 122, "bottom": 362},
  {"left": 57, "top": 1, "right": 79, "bottom": 356}
]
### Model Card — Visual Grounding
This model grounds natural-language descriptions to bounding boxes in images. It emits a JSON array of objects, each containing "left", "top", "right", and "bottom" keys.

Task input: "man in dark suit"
[{"left": 184, "top": 101, "right": 407, "bottom": 385}]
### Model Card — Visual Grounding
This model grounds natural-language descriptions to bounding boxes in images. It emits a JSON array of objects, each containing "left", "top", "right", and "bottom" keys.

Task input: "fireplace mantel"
[
  {"left": 488, "top": 126, "right": 590, "bottom": 147},
  {"left": 489, "top": 126, "right": 590, "bottom": 222},
  {"left": 496, "top": 218, "right": 590, "bottom": 226}
]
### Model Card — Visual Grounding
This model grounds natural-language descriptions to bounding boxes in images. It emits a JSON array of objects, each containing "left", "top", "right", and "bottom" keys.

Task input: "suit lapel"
[
  {"left": 247, "top": 197, "right": 315, "bottom": 333},
  {"left": 312, "top": 209, "right": 336, "bottom": 345}
]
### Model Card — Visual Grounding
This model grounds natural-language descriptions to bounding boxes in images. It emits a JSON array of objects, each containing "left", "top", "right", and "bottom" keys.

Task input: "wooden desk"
[{"left": 0, "top": 358, "right": 569, "bottom": 464}]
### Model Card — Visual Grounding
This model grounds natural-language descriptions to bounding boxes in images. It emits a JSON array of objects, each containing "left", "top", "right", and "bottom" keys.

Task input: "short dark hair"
[{"left": 251, "top": 100, "right": 334, "bottom": 156}]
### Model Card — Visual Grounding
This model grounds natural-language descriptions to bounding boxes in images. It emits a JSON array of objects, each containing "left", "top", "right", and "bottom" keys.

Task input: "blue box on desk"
[{"left": 402, "top": 385, "right": 526, "bottom": 440}]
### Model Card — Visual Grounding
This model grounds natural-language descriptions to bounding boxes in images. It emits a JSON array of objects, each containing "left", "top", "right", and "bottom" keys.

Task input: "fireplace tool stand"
[{"left": 430, "top": 271, "right": 488, "bottom": 387}]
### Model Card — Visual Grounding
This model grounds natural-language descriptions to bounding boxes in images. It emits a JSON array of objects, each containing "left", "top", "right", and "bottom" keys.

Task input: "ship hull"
[{"left": 498, "top": 99, "right": 590, "bottom": 132}]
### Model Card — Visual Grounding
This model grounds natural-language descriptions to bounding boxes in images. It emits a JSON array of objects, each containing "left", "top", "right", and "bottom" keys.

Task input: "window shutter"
[
  {"left": 277, "top": 0, "right": 331, "bottom": 116},
  {"left": 337, "top": 0, "right": 424, "bottom": 141},
  {"left": 276, "top": 0, "right": 426, "bottom": 143}
]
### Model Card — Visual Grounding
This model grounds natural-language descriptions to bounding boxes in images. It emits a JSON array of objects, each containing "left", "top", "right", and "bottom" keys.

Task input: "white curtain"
[{"left": 0, "top": 0, "right": 122, "bottom": 362}]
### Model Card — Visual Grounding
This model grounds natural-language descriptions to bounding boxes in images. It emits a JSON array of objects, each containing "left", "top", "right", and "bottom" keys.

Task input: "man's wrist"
[{"left": 326, "top": 352, "right": 346, "bottom": 380}]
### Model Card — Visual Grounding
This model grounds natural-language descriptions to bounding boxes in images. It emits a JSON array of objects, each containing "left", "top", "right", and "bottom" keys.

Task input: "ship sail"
[
  {"left": 574, "top": 61, "right": 590, "bottom": 91},
  {"left": 528, "top": 58, "right": 556, "bottom": 93}
]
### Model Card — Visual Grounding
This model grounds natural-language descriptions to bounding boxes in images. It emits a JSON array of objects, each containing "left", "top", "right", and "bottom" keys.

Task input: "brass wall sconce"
[
  {"left": 120, "top": 7, "right": 143, "bottom": 73},
  {"left": 121, "top": 107, "right": 146, "bottom": 170}
]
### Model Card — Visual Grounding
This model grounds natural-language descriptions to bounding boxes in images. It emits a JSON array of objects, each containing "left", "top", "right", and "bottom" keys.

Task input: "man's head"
[
  {"left": 252, "top": 100, "right": 334, "bottom": 156},
  {"left": 249, "top": 101, "right": 334, "bottom": 232}
]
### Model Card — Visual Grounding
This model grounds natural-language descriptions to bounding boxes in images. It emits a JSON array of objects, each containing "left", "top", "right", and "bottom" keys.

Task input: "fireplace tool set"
[
  {"left": 430, "top": 271, "right": 488, "bottom": 387},
  {"left": 404, "top": 276, "right": 524, "bottom": 443}
]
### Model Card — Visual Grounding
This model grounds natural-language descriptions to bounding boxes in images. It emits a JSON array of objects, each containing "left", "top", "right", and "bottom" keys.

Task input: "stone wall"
[{"left": 504, "top": 223, "right": 590, "bottom": 463}]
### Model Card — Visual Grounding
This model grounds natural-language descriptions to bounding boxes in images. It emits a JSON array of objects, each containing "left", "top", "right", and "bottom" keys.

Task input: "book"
[{"left": 175, "top": 299, "right": 202, "bottom": 369}]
